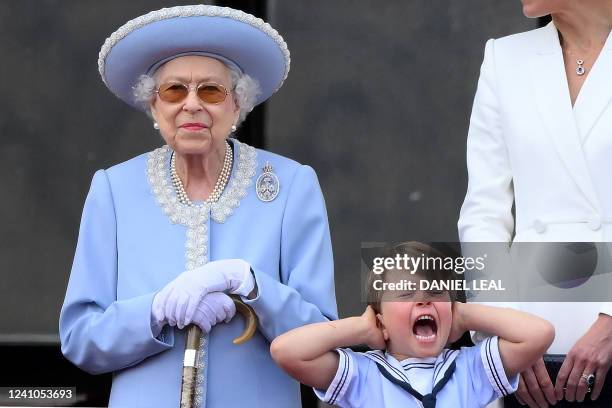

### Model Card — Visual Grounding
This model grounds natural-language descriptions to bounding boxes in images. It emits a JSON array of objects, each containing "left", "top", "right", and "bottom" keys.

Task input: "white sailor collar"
[{"left": 364, "top": 348, "right": 459, "bottom": 395}]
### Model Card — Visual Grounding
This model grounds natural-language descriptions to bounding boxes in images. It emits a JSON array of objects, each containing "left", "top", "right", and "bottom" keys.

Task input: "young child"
[{"left": 271, "top": 242, "right": 554, "bottom": 407}]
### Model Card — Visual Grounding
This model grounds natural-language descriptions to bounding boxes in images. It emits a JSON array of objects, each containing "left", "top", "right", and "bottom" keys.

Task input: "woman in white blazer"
[{"left": 458, "top": 1, "right": 612, "bottom": 407}]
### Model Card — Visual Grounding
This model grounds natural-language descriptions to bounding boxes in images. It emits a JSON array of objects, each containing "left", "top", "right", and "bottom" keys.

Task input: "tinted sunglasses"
[{"left": 156, "top": 82, "right": 231, "bottom": 104}]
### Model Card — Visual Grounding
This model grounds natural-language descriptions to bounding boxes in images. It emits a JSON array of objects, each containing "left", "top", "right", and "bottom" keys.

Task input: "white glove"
[
  {"left": 189, "top": 292, "right": 236, "bottom": 331},
  {"left": 152, "top": 259, "right": 254, "bottom": 328},
  {"left": 151, "top": 292, "right": 237, "bottom": 332}
]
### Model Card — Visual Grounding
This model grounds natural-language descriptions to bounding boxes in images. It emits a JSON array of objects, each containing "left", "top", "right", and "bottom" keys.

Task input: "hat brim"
[{"left": 101, "top": 11, "right": 289, "bottom": 110}]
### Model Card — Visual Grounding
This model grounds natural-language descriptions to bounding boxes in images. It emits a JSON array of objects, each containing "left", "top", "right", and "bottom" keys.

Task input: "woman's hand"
[
  {"left": 514, "top": 357, "right": 556, "bottom": 408},
  {"left": 152, "top": 290, "right": 237, "bottom": 332},
  {"left": 554, "top": 313, "right": 612, "bottom": 402},
  {"left": 359, "top": 306, "right": 386, "bottom": 350},
  {"left": 189, "top": 292, "right": 237, "bottom": 332},
  {"left": 154, "top": 259, "right": 254, "bottom": 327}
]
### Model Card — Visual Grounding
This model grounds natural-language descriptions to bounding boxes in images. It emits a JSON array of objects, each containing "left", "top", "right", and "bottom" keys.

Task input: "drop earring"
[
  {"left": 153, "top": 122, "right": 159, "bottom": 130},
  {"left": 231, "top": 124, "right": 237, "bottom": 132}
]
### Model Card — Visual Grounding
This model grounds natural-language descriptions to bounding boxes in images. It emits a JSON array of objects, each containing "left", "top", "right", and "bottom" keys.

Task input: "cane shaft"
[
  {"left": 180, "top": 325, "right": 202, "bottom": 408},
  {"left": 179, "top": 298, "right": 257, "bottom": 407}
]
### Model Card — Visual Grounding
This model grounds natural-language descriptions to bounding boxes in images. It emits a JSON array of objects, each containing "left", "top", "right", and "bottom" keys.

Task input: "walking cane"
[{"left": 180, "top": 296, "right": 258, "bottom": 408}]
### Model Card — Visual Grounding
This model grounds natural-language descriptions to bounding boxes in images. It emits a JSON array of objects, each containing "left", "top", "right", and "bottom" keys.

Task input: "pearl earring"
[
  {"left": 231, "top": 124, "right": 237, "bottom": 132},
  {"left": 153, "top": 122, "right": 159, "bottom": 130}
]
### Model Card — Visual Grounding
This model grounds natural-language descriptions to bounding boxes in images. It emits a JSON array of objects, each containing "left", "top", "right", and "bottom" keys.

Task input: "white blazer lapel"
[
  {"left": 530, "top": 22, "right": 599, "bottom": 209},
  {"left": 573, "top": 29, "right": 612, "bottom": 145}
]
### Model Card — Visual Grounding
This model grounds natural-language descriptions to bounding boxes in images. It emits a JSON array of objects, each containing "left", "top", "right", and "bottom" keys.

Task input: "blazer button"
[
  {"left": 533, "top": 219, "right": 546, "bottom": 234},
  {"left": 587, "top": 215, "right": 602, "bottom": 231}
]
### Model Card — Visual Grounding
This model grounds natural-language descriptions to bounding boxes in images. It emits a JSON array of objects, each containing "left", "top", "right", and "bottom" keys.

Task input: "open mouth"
[{"left": 412, "top": 314, "right": 438, "bottom": 342}]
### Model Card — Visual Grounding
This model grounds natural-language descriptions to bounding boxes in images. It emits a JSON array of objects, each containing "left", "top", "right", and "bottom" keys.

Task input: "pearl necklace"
[{"left": 170, "top": 141, "right": 233, "bottom": 206}]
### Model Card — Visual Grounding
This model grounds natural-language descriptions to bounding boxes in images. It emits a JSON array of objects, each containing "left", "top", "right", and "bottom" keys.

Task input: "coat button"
[
  {"left": 533, "top": 219, "right": 546, "bottom": 234},
  {"left": 587, "top": 215, "right": 602, "bottom": 231}
]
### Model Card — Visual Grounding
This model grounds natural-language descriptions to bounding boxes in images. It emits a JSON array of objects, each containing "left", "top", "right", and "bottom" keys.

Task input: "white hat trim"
[{"left": 98, "top": 5, "right": 290, "bottom": 92}]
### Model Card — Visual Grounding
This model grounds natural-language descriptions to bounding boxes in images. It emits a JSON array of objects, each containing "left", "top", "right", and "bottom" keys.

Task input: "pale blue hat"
[{"left": 98, "top": 5, "right": 290, "bottom": 110}]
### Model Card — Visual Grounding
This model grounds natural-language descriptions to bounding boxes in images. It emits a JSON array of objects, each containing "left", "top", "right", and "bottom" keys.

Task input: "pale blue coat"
[{"left": 59, "top": 140, "right": 338, "bottom": 408}]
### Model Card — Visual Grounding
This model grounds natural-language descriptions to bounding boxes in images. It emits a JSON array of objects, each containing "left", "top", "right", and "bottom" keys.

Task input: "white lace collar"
[{"left": 146, "top": 138, "right": 257, "bottom": 226}]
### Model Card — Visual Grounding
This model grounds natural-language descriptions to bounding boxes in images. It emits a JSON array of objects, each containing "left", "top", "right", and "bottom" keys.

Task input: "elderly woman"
[
  {"left": 59, "top": 5, "right": 337, "bottom": 408},
  {"left": 459, "top": 0, "right": 612, "bottom": 407}
]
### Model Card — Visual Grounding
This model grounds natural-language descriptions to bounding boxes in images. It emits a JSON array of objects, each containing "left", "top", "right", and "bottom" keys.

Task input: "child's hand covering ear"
[
  {"left": 448, "top": 302, "right": 467, "bottom": 343},
  {"left": 360, "top": 306, "right": 386, "bottom": 350}
]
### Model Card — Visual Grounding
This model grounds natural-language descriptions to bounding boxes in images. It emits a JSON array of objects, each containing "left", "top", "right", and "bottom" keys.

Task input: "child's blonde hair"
[{"left": 366, "top": 241, "right": 458, "bottom": 313}]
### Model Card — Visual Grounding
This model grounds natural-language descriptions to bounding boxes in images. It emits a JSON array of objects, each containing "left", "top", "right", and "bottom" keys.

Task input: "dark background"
[{"left": 0, "top": 1, "right": 541, "bottom": 405}]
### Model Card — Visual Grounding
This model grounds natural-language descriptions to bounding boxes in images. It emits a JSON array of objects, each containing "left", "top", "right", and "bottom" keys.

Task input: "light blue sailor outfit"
[
  {"left": 59, "top": 5, "right": 337, "bottom": 408},
  {"left": 315, "top": 336, "right": 518, "bottom": 408}
]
